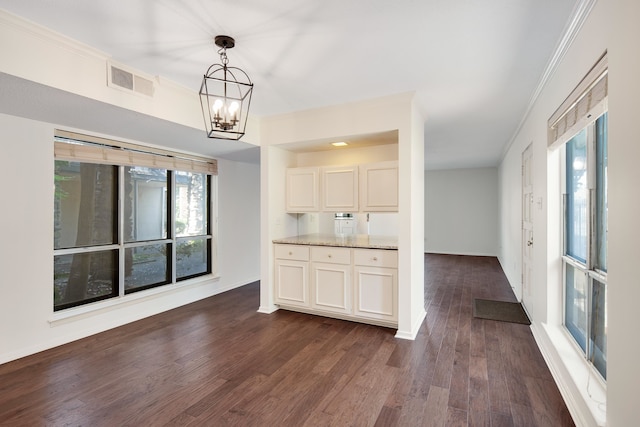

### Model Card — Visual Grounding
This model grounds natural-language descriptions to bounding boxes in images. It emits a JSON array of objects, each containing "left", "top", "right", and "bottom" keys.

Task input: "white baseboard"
[
  {"left": 257, "top": 305, "right": 279, "bottom": 314},
  {"left": 395, "top": 308, "right": 427, "bottom": 340},
  {"left": 424, "top": 250, "right": 498, "bottom": 257}
]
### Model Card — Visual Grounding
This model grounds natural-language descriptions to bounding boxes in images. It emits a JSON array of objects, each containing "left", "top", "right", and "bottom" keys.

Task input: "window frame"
[
  {"left": 53, "top": 133, "right": 218, "bottom": 312},
  {"left": 561, "top": 112, "right": 608, "bottom": 382}
]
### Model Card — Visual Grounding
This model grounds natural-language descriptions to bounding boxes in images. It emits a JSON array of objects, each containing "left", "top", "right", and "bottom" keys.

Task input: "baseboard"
[
  {"left": 395, "top": 308, "right": 427, "bottom": 340},
  {"left": 275, "top": 305, "right": 398, "bottom": 330},
  {"left": 257, "top": 305, "right": 279, "bottom": 314},
  {"left": 424, "top": 250, "right": 498, "bottom": 257}
]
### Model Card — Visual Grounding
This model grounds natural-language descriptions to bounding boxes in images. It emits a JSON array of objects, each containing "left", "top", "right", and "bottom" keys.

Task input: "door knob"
[{"left": 527, "top": 240, "right": 533, "bottom": 246}]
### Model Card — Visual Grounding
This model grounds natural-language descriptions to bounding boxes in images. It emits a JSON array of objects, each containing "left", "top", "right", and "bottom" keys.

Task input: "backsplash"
[{"left": 294, "top": 212, "right": 398, "bottom": 237}]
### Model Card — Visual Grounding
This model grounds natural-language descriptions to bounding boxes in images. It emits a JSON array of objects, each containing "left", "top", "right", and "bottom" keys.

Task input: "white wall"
[
  {"left": 258, "top": 144, "right": 297, "bottom": 314},
  {"left": 498, "top": 0, "right": 640, "bottom": 425},
  {"left": 0, "top": 113, "right": 260, "bottom": 364},
  {"left": 607, "top": 1, "right": 640, "bottom": 425},
  {"left": 294, "top": 143, "right": 398, "bottom": 167},
  {"left": 425, "top": 168, "right": 498, "bottom": 256},
  {"left": 498, "top": 1, "right": 607, "bottom": 422},
  {"left": 216, "top": 157, "right": 261, "bottom": 287}
]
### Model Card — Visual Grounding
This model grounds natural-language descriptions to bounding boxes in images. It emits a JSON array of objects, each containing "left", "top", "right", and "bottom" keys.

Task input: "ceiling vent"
[{"left": 107, "top": 62, "right": 155, "bottom": 97}]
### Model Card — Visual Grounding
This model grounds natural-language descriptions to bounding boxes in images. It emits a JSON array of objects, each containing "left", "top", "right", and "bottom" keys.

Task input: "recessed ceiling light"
[{"left": 332, "top": 141, "right": 348, "bottom": 147}]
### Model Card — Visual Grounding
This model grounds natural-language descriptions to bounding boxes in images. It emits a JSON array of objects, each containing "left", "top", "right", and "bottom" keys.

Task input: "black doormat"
[{"left": 473, "top": 299, "right": 531, "bottom": 325}]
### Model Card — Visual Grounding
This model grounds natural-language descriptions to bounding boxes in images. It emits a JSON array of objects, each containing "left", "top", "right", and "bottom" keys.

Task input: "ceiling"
[{"left": 0, "top": 0, "right": 579, "bottom": 169}]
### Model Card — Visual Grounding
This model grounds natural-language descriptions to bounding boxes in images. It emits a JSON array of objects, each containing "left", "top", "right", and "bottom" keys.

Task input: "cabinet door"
[
  {"left": 360, "top": 161, "right": 398, "bottom": 212},
  {"left": 274, "top": 259, "right": 309, "bottom": 307},
  {"left": 353, "top": 265, "right": 397, "bottom": 322},
  {"left": 286, "top": 167, "right": 319, "bottom": 212},
  {"left": 321, "top": 166, "right": 358, "bottom": 212},
  {"left": 311, "top": 262, "right": 352, "bottom": 315}
]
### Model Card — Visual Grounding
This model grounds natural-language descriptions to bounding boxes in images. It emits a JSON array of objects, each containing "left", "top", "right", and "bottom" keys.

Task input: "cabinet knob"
[
  {"left": 373, "top": 257, "right": 378, "bottom": 261},
  {"left": 328, "top": 254, "right": 332, "bottom": 258},
  {"left": 289, "top": 251, "right": 292, "bottom": 255}
]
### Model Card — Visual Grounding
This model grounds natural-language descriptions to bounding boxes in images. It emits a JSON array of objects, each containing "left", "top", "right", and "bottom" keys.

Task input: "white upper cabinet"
[
  {"left": 360, "top": 160, "right": 398, "bottom": 212},
  {"left": 286, "top": 161, "right": 398, "bottom": 213},
  {"left": 321, "top": 165, "right": 359, "bottom": 212},
  {"left": 286, "top": 167, "right": 319, "bottom": 212}
]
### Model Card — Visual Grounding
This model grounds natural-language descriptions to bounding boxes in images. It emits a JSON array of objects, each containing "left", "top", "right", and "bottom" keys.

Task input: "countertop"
[{"left": 272, "top": 233, "right": 398, "bottom": 250}]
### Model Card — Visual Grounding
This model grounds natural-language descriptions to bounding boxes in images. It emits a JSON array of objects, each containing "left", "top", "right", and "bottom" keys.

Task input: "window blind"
[
  {"left": 548, "top": 52, "right": 608, "bottom": 149},
  {"left": 54, "top": 130, "right": 218, "bottom": 175}
]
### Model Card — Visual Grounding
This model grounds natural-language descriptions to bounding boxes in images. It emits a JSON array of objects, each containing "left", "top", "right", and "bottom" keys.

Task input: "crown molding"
[
  {"left": 0, "top": 8, "right": 109, "bottom": 61},
  {"left": 500, "top": 0, "right": 599, "bottom": 162}
]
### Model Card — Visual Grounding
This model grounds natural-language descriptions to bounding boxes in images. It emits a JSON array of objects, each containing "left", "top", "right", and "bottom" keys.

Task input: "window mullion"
[
  {"left": 54, "top": 244, "right": 120, "bottom": 256},
  {"left": 118, "top": 165, "right": 125, "bottom": 297},
  {"left": 171, "top": 171, "right": 177, "bottom": 284},
  {"left": 586, "top": 276, "right": 594, "bottom": 362},
  {"left": 587, "top": 123, "right": 597, "bottom": 272},
  {"left": 588, "top": 269, "right": 607, "bottom": 284}
]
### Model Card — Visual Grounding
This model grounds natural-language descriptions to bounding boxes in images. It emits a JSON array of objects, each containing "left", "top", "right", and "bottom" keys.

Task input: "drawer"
[
  {"left": 311, "top": 246, "right": 351, "bottom": 265},
  {"left": 274, "top": 244, "right": 310, "bottom": 261},
  {"left": 354, "top": 249, "right": 397, "bottom": 268}
]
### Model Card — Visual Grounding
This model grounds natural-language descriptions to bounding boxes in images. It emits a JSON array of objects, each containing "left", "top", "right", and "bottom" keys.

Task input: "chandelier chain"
[{"left": 218, "top": 47, "right": 229, "bottom": 66}]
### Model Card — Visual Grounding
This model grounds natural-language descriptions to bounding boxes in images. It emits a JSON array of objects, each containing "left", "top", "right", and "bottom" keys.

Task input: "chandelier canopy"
[{"left": 199, "top": 35, "right": 253, "bottom": 140}]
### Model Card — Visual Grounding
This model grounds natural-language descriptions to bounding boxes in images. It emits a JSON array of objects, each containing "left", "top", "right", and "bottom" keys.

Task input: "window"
[
  {"left": 549, "top": 53, "right": 608, "bottom": 382},
  {"left": 123, "top": 166, "right": 171, "bottom": 293},
  {"left": 53, "top": 131, "right": 217, "bottom": 311},
  {"left": 562, "top": 112, "right": 608, "bottom": 380},
  {"left": 175, "top": 171, "right": 212, "bottom": 280}
]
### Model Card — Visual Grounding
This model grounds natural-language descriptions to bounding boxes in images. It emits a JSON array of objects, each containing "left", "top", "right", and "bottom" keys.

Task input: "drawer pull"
[
  {"left": 289, "top": 251, "right": 293, "bottom": 256},
  {"left": 328, "top": 254, "right": 332, "bottom": 258},
  {"left": 373, "top": 257, "right": 378, "bottom": 261}
]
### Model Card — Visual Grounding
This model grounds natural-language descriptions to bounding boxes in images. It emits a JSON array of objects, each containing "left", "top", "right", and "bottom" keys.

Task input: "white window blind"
[
  {"left": 54, "top": 130, "right": 217, "bottom": 175},
  {"left": 548, "top": 52, "right": 608, "bottom": 149}
]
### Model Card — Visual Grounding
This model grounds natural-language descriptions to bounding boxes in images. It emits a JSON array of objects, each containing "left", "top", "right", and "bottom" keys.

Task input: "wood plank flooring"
[{"left": 0, "top": 254, "right": 574, "bottom": 426}]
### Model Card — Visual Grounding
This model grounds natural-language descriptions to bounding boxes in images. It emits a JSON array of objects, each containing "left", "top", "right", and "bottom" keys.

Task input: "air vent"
[{"left": 108, "top": 63, "right": 155, "bottom": 97}]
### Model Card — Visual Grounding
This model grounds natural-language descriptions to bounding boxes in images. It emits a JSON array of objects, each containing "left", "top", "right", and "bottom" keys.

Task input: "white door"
[{"left": 521, "top": 144, "right": 533, "bottom": 304}]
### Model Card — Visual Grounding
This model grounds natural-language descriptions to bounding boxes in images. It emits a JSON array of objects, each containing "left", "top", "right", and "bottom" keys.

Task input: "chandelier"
[{"left": 199, "top": 35, "right": 253, "bottom": 140}]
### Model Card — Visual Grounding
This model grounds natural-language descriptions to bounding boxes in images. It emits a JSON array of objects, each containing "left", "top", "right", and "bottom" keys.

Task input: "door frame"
[{"left": 521, "top": 143, "right": 533, "bottom": 305}]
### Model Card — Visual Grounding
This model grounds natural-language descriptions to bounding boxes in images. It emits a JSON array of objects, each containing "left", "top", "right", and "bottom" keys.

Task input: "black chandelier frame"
[{"left": 199, "top": 35, "right": 254, "bottom": 140}]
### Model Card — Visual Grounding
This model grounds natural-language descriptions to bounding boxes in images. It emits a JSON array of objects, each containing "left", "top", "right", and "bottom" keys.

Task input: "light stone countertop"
[{"left": 272, "top": 233, "right": 398, "bottom": 250}]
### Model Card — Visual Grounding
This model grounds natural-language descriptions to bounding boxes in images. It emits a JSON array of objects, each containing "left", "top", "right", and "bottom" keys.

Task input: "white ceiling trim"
[
  {"left": 0, "top": 8, "right": 108, "bottom": 61},
  {"left": 499, "top": 0, "right": 599, "bottom": 163}
]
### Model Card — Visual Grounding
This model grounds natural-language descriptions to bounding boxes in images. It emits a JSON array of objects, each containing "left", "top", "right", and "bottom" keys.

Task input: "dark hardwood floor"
[{"left": 0, "top": 254, "right": 574, "bottom": 426}]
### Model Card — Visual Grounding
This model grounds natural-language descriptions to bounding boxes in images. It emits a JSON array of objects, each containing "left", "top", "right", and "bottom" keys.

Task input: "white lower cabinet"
[
  {"left": 353, "top": 249, "right": 398, "bottom": 323},
  {"left": 274, "top": 244, "right": 310, "bottom": 307},
  {"left": 274, "top": 244, "right": 397, "bottom": 326},
  {"left": 353, "top": 266, "right": 398, "bottom": 322},
  {"left": 311, "top": 246, "right": 351, "bottom": 315}
]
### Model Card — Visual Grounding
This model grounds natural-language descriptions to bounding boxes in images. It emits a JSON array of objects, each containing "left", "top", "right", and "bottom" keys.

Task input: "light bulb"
[
  {"left": 212, "top": 99, "right": 223, "bottom": 114},
  {"left": 229, "top": 101, "right": 240, "bottom": 114}
]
